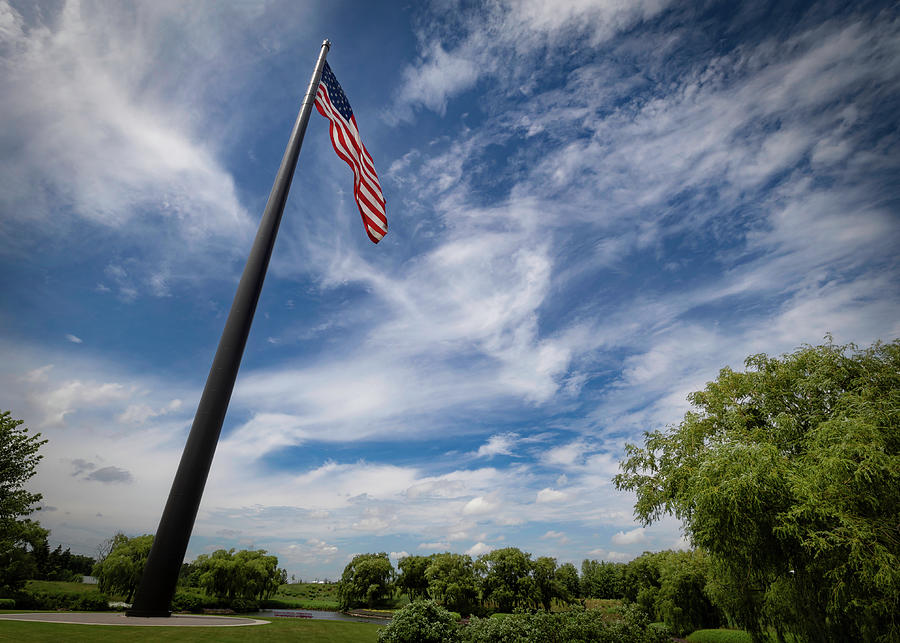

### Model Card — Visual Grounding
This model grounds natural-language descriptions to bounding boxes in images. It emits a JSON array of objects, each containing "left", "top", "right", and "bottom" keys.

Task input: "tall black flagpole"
[{"left": 127, "top": 39, "right": 331, "bottom": 618}]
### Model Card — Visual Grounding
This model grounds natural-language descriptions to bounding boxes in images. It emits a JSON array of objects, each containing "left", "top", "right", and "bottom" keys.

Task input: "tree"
[
  {"left": 555, "top": 562, "right": 580, "bottom": 603},
  {"left": 378, "top": 600, "right": 460, "bottom": 643},
  {"left": 338, "top": 552, "right": 395, "bottom": 610},
  {"left": 425, "top": 553, "right": 479, "bottom": 615},
  {"left": 580, "top": 559, "right": 624, "bottom": 599},
  {"left": 0, "top": 411, "right": 48, "bottom": 595},
  {"left": 397, "top": 554, "right": 431, "bottom": 602},
  {"left": 192, "top": 548, "right": 283, "bottom": 602},
  {"left": 476, "top": 547, "right": 538, "bottom": 613},
  {"left": 532, "top": 556, "right": 562, "bottom": 611},
  {"left": 93, "top": 533, "right": 154, "bottom": 602},
  {"left": 615, "top": 339, "right": 900, "bottom": 643}
]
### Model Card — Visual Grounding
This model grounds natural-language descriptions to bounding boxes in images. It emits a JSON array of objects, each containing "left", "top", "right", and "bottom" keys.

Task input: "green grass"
[
  {"left": 268, "top": 582, "right": 341, "bottom": 610},
  {"left": 686, "top": 629, "right": 754, "bottom": 643},
  {"left": 0, "top": 616, "right": 381, "bottom": 642}
]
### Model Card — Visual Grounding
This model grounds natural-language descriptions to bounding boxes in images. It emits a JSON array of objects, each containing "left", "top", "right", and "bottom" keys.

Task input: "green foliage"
[
  {"left": 615, "top": 339, "right": 900, "bottom": 642},
  {"left": 0, "top": 411, "right": 48, "bottom": 596},
  {"left": 12, "top": 586, "right": 111, "bottom": 610},
  {"left": 271, "top": 581, "right": 341, "bottom": 610},
  {"left": 580, "top": 559, "right": 624, "bottom": 599},
  {"left": 653, "top": 550, "right": 722, "bottom": 636},
  {"left": 378, "top": 600, "right": 460, "bottom": 643},
  {"left": 460, "top": 604, "right": 670, "bottom": 643},
  {"left": 425, "top": 552, "right": 479, "bottom": 615},
  {"left": 192, "top": 548, "right": 283, "bottom": 604},
  {"left": 92, "top": 533, "right": 153, "bottom": 602},
  {"left": 555, "top": 562, "right": 580, "bottom": 603},
  {"left": 171, "top": 591, "right": 205, "bottom": 613},
  {"left": 396, "top": 555, "right": 431, "bottom": 602},
  {"left": 31, "top": 540, "right": 95, "bottom": 581},
  {"left": 338, "top": 552, "right": 395, "bottom": 610},
  {"left": 0, "top": 597, "right": 15, "bottom": 608},
  {"left": 475, "top": 547, "right": 538, "bottom": 613}
]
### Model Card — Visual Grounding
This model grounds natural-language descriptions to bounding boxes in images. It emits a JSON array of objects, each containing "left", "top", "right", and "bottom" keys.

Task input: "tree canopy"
[
  {"left": 0, "top": 410, "right": 48, "bottom": 595},
  {"left": 425, "top": 552, "right": 479, "bottom": 615},
  {"left": 338, "top": 552, "right": 395, "bottom": 610},
  {"left": 615, "top": 339, "right": 900, "bottom": 642},
  {"left": 93, "top": 533, "right": 154, "bottom": 602},
  {"left": 192, "top": 548, "right": 284, "bottom": 601}
]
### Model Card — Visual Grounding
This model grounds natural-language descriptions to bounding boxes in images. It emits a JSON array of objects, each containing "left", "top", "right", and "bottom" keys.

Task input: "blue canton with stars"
[{"left": 320, "top": 62, "right": 353, "bottom": 121}]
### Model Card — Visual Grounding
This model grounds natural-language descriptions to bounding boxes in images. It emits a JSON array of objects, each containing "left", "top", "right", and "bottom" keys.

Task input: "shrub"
[
  {"left": 171, "top": 591, "right": 205, "bottom": 613},
  {"left": 72, "top": 593, "right": 111, "bottom": 611},
  {"left": 230, "top": 597, "right": 260, "bottom": 613},
  {"left": 0, "top": 598, "right": 15, "bottom": 608},
  {"left": 378, "top": 600, "right": 460, "bottom": 643},
  {"left": 460, "top": 605, "right": 671, "bottom": 643}
]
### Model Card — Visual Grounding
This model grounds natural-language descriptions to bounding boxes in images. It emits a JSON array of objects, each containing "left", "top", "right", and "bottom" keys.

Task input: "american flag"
[{"left": 315, "top": 61, "right": 387, "bottom": 243}]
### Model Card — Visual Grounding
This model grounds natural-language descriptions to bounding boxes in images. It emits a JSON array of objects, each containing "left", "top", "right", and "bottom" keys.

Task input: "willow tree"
[{"left": 615, "top": 339, "right": 899, "bottom": 643}]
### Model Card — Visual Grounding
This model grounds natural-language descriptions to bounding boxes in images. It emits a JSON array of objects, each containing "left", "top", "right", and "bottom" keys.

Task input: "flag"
[{"left": 315, "top": 61, "right": 387, "bottom": 243}]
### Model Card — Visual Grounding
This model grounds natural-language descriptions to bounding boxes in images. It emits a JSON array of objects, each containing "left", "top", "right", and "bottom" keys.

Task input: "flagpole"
[{"left": 127, "top": 39, "right": 332, "bottom": 618}]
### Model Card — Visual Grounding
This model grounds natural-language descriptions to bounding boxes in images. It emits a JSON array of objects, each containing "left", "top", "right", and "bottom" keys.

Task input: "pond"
[{"left": 254, "top": 609, "right": 389, "bottom": 624}]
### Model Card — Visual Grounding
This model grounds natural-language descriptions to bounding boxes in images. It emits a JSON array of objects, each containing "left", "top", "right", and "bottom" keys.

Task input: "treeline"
[
  {"left": 90, "top": 533, "right": 286, "bottom": 612},
  {"left": 339, "top": 547, "right": 721, "bottom": 636}
]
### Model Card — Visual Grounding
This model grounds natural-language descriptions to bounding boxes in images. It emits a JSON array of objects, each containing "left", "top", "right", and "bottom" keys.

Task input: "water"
[{"left": 255, "top": 609, "right": 389, "bottom": 624}]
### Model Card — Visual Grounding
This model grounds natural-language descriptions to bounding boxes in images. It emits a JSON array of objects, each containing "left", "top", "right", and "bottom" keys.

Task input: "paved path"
[{"left": 0, "top": 612, "right": 269, "bottom": 627}]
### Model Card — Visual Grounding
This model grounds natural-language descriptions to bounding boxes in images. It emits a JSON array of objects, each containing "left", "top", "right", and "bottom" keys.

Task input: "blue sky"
[{"left": 1, "top": 0, "right": 898, "bottom": 580}]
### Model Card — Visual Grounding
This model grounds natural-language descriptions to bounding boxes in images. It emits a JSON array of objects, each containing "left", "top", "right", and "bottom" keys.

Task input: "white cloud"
[
  {"left": 475, "top": 432, "right": 519, "bottom": 458},
  {"left": 466, "top": 541, "right": 493, "bottom": 557},
  {"left": 536, "top": 488, "right": 568, "bottom": 504},
  {"left": 389, "top": 551, "right": 409, "bottom": 561},
  {"left": 462, "top": 495, "right": 500, "bottom": 516},
  {"left": 65, "top": 334, "right": 83, "bottom": 344},
  {"left": 611, "top": 527, "right": 646, "bottom": 546}
]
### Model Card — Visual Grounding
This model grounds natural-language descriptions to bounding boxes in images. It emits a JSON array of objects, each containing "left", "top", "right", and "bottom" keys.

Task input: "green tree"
[
  {"left": 93, "top": 533, "right": 154, "bottom": 602},
  {"left": 0, "top": 411, "right": 48, "bottom": 595},
  {"left": 580, "top": 559, "right": 624, "bottom": 599},
  {"left": 425, "top": 553, "right": 479, "bottom": 615},
  {"left": 397, "top": 554, "right": 431, "bottom": 602},
  {"left": 532, "top": 556, "right": 562, "bottom": 611},
  {"left": 191, "top": 548, "right": 283, "bottom": 603},
  {"left": 615, "top": 339, "right": 900, "bottom": 643},
  {"left": 476, "top": 547, "right": 538, "bottom": 613},
  {"left": 654, "top": 550, "right": 722, "bottom": 636},
  {"left": 338, "top": 552, "right": 395, "bottom": 610},
  {"left": 555, "top": 562, "right": 580, "bottom": 603},
  {"left": 378, "top": 599, "right": 460, "bottom": 643}
]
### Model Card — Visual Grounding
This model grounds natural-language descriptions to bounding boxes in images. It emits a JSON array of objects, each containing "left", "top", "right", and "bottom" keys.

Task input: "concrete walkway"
[{"left": 0, "top": 612, "right": 269, "bottom": 627}]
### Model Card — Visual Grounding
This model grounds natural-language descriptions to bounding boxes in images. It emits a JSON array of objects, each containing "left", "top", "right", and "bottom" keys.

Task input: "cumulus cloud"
[
  {"left": 462, "top": 496, "right": 500, "bottom": 516},
  {"left": 611, "top": 527, "right": 646, "bottom": 546},
  {"left": 536, "top": 488, "right": 568, "bottom": 504},
  {"left": 466, "top": 542, "right": 493, "bottom": 557}
]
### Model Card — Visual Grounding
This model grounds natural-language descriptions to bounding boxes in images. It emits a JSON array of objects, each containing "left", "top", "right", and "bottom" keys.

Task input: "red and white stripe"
[{"left": 315, "top": 83, "right": 388, "bottom": 244}]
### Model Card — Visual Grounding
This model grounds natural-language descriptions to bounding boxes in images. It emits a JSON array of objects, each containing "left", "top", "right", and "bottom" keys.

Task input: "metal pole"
[{"left": 127, "top": 39, "right": 331, "bottom": 617}]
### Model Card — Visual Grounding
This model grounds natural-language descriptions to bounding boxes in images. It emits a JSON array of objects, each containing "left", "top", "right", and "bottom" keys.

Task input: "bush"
[
  {"left": 378, "top": 600, "right": 460, "bottom": 643},
  {"left": 229, "top": 597, "right": 260, "bottom": 613},
  {"left": 460, "top": 605, "right": 671, "bottom": 643},
  {"left": 0, "top": 598, "right": 15, "bottom": 608},
  {"left": 72, "top": 593, "right": 111, "bottom": 611},
  {"left": 171, "top": 591, "right": 205, "bottom": 613},
  {"left": 11, "top": 589, "right": 111, "bottom": 611}
]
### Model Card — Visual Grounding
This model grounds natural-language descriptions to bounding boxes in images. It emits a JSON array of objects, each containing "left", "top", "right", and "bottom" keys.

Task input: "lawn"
[{"left": 0, "top": 615, "right": 381, "bottom": 642}]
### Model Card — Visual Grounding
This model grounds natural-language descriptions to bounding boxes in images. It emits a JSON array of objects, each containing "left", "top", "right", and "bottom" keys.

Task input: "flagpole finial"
[{"left": 323, "top": 39, "right": 331, "bottom": 50}]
